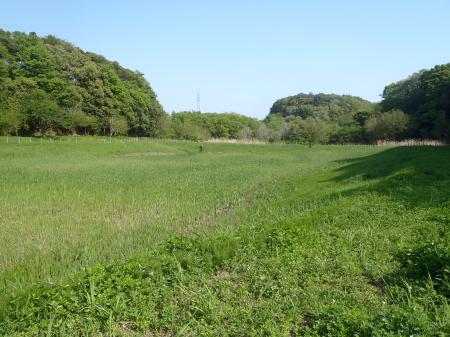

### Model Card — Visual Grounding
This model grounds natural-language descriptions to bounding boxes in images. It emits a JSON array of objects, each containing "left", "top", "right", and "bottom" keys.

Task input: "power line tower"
[{"left": 196, "top": 91, "right": 201, "bottom": 113}]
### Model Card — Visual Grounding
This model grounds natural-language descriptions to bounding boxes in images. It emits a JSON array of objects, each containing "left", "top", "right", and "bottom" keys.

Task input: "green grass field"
[{"left": 0, "top": 138, "right": 449, "bottom": 336}]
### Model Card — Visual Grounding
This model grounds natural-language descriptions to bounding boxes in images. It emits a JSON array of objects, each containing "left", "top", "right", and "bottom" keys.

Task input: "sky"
[{"left": 1, "top": 1, "right": 450, "bottom": 119}]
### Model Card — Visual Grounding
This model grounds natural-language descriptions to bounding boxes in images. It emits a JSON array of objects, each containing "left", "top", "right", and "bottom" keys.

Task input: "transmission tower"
[{"left": 196, "top": 91, "right": 201, "bottom": 112}]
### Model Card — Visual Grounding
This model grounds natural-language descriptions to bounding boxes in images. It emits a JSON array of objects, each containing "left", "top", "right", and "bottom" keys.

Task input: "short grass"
[{"left": 0, "top": 137, "right": 449, "bottom": 336}]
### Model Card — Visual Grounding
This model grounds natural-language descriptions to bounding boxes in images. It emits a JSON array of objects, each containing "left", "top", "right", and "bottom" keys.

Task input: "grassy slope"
[
  {"left": 0, "top": 139, "right": 372, "bottom": 298},
  {"left": 0, "top": 139, "right": 449, "bottom": 336}
]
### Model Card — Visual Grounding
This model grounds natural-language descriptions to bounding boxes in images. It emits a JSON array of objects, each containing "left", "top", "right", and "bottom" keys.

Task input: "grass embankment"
[{"left": 0, "top": 139, "right": 448, "bottom": 336}]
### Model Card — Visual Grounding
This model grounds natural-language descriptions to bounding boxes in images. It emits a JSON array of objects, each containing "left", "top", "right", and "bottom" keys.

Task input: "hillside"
[
  {"left": 269, "top": 93, "right": 375, "bottom": 122},
  {"left": 381, "top": 63, "right": 450, "bottom": 141},
  {"left": 0, "top": 29, "right": 164, "bottom": 136},
  {"left": 267, "top": 64, "right": 450, "bottom": 144}
]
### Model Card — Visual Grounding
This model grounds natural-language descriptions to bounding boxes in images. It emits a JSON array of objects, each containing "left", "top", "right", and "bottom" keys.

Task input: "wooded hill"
[
  {"left": 381, "top": 63, "right": 450, "bottom": 140},
  {"left": 0, "top": 29, "right": 164, "bottom": 136},
  {"left": 269, "top": 93, "right": 374, "bottom": 122},
  {"left": 266, "top": 93, "right": 377, "bottom": 144},
  {"left": 267, "top": 63, "right": 450, "bottom": 143},
  {"left": 0, "top": 28, "right": 448, "bottom": 143}
]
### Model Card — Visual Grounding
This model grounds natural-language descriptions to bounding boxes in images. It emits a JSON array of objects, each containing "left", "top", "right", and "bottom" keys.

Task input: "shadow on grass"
[
  {"left": 390, "top": 241, "right": 450, "bottom": 298},
  {"left": 330, "top": 146, "right": 450, "bottom": 207},
  {"left": 330, "top": 146, "right": 450, "bottom": 300}
]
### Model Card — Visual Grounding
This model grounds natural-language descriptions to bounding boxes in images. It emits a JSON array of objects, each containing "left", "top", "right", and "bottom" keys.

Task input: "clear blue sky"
[{"left": 1, "top": 1, "right": 450, "bottom": 119}]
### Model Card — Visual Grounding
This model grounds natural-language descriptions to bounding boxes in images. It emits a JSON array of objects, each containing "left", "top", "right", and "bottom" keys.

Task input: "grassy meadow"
[{"left": 0, "top": 137, "right": 449, "bottom": 336}]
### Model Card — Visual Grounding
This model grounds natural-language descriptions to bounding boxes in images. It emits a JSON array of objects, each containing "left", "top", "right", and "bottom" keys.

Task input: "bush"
[
  {"left": 286, "top": 117, "right": 330, "bottom": 146},
  {"left": 365, "top": 109, "right": 410, "bottom": 141}
]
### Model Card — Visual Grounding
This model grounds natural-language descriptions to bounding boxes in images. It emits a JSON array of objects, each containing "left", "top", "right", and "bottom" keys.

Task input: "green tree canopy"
[
  {"left": 169, "top": 111, "right": 261, "bottom": 141},
  {"left": 267, "top": 93, "right": 376, "bottom": 144},
  {"left": 381, "top": 63, "right": 450, "bottom": 140},
  {"left": 286, "top": 117, "right": 330, "bottom": 147},
  {"left": 0, "top": 29, "right": 164, "bottom": 136},
  {"left": 365, "top": 109, "right": 410, "bottom": 141},
  {"left": 269, "top": 93, "right": 375, "bottom": 122}
]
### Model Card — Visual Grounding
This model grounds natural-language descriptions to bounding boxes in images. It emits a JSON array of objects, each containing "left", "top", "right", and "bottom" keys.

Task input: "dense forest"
[
  {"left": 267, "top": 93, "right": 376, "bottom": 144},
  {"left": 0, "top": 29, "right": 164, "bottom": 136},
  {"left": 0, "top": 30, "right": 263, "bottom": 140},
  {"left": 0, "top": 29, "right": 448, "bottom": 144},
  {"left": 381, "top": 63, "right": 450, "bottom": 140},
  {"left": 270, "top": 93, "right": 374, "bottom": 121},
  {"left": 267, "top": 64, "right": 450, "bottom": 145}
]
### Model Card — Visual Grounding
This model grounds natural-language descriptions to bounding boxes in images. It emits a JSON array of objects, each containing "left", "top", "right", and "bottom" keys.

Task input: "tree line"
[
  {"left": 266, "top": 64, "right": 449, "bottom": 145},
  {"left": 0, "top": 29, "right": 164, "bottom": 137},
  {"left": 160, "top": 111, "right": 261, "bottom": 141},
  {"left": 0, "top": 29, "right": 448, "bottom": 144},
  {"left": 381, "top": 64, "right": 450, "bottom": 140}
]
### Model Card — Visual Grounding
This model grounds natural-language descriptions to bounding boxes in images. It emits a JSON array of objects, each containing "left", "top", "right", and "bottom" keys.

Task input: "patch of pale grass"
[
  {"left": 206, "top": 138, "right": 267, "bottom": 144},
  {"left": 376, "top": 139, "right": 446, "bottom": 147},
  {"left": 119, "top": 152, "right": 176, "bottom": 157}
]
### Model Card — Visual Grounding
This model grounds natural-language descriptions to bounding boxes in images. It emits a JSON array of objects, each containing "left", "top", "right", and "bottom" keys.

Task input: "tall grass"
[
  {"left": 376, "top": 139, "right": 446, "bottom": 146},
  {"left": 206, "top": 138, "right": 268, "bottom": 144},
  {"left": 1, "top": 139, "right": 448, "bottom": 336},
  {"left": 0, "top": 138, "right": 377, "bottom": 302}
]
